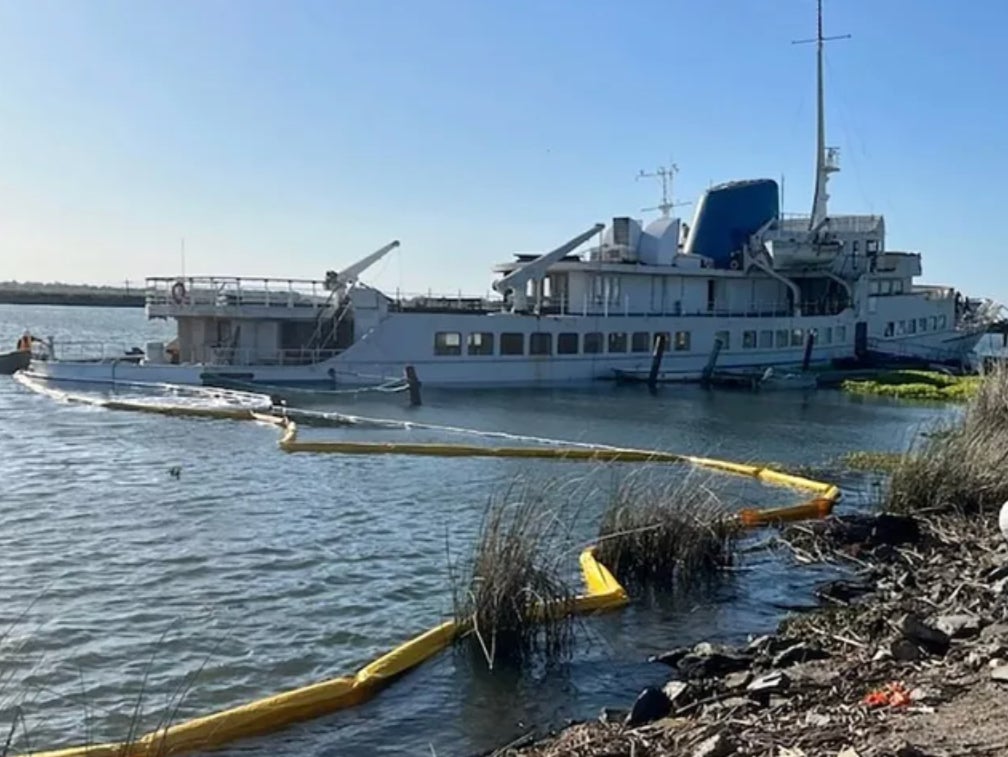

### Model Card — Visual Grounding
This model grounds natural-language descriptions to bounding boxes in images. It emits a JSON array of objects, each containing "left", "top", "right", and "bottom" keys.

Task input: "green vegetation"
[
  {"left": 594, "top": 471, "right": 739, "bottom": 593},
  {"left": 842, "top": 370, "right": 981, "bottom": 402},
  {"left": 886, "top": 367, "right": 1008, "bottom": 514}
]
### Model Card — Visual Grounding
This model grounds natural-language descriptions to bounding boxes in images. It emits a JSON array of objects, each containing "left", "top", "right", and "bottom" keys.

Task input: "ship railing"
[
  {"left": 389, "top": 289, "right": 504, "bottom": 312},
  {"left": 177, "top": 345, "right": 344, "bottom": 367},
  {"left": 47, "top": 340, "right": 144, "bottom": 362},
  {"left": 146, "top": 277, "right": 331, "bottom": 310}
]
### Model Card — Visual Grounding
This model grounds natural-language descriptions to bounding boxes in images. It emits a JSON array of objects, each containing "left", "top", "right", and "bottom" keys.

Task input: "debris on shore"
[{"left": 495, "top": 509, "right": 1008, "bottom": 757}]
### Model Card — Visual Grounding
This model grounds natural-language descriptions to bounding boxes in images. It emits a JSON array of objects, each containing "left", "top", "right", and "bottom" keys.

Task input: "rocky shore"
[{"left": 496, "top": 509, "right": 1008, "bottom": 757}]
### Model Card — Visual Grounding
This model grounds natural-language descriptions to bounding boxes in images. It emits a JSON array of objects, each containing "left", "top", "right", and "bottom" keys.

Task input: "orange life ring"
[{"left": 171, "top": 281, "right": 187, "bottom": 304}]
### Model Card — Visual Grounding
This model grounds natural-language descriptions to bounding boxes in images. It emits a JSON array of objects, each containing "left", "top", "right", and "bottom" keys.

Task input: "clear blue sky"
[{"left": 1, "top": 0, "right": 1006, "bottom": 302}]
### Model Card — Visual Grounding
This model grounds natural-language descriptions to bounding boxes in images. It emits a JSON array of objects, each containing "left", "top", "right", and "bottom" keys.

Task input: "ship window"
[
  {"left": 467, "top": 332, "right": 494, "bottom": 356},
  {"left": 837, "top": 325, "right": 847, "bottom": 343},
  {"left": 896, "top": 321, "right": 906, "bottom": 336},
  {"left": 530, "top": 332, "right": 552, "bottom": 355},
  {"left": 791, "top": 329, "right": 804, "bottom": 346},
  {"left": 869, "top": 280, "right": 880, "bottom": 295},
  {"left": 607, "top": 332, "right": 628, "bottom": 353},
  {"left": 852, "top": 240, "right": 860, "bottom": 254},
  {"left": 918, "top": 317, "right": 927, "bottom": 332},
  {"left": 654, "top": 332, "right": 671, "bottom": 351},
  {"left": 825, "top": 327, "right": 833, "bottom": 344},
  {"left": 500, "top": 332, "right": 524, "bottom": 355},
  {"left": 866, "top": 239, "right": 879, "bottom": 254},
  {"left": 714, "top": 330, "right": 730, "bottom": 350},
  {"left": 908, "top": 319, "right": 917, "bottom": 334},
  {"left": 885, "top": 322, "right": 895, "bottom": 337},
  {"left": 882, "top": 280, "right": 893, "bottom": 295},
  {"left": 893, "top": 280, "right": 904, "bottom": 294},
  {"left": 674, "top": 331, "right": 690, "bottom": 351},
  {"left": 939, "top": 315, "right": 947, "bottom": 329},
  {"left": 742, "top": 330, "right": 757, "bottom": 349},
  {"left": 759, "top": 330, "right": 773, "bottom": 348},
  {"left": 631, "top": 332, "right": 651, "bottom": 352},
  {"left": 930, "top": 316, "right": 938, "bottom": 331},
  {"left": 434, "top": 331, "right": 462, "bottom": 356},
  {"left": 775, "top": 330, "right": 789, "bottom": 348},
  {"left": 557, "top": 333, "right": 579, "bottom": 354},
  {"left": 591, "top": 276, "right": 604, "bottom": 304},
  {"left": 584, "top": 332, "right": 603, "bottom": 354}
]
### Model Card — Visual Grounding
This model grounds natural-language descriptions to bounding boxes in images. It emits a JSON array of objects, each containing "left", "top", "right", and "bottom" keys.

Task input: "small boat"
[{"left": 0, "top": 350, "right": 30, "bottom": 375}]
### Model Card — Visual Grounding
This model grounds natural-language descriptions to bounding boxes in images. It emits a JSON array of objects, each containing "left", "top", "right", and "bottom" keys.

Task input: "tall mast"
[
  {"left": 794, "top": 0, "right": 849, "bottom": 232},
  {"left": 638, "top": 162, "right": 689, "bottom": 218}
]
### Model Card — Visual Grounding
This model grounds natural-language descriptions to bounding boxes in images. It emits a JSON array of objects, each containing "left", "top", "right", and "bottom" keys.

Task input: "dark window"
[
  {"left": 742, "top": 330, "right": 757, "bottom": 349},
  {"left": 775, "top": 330, "right": 788, "bottom": 347},
  {"left": 530, "top": 332, "right": 551, "bottom": 355},
  {"left": 607, "top": 332, "right": 627, "bottom": 353},
  {"left": 714, "top": 330, "right": 730, "bottom": 350},
  {"left": 759, "top": 330, "right": 773, "bottom": 348},
  {"left": 434, "top": 332, "right": 461, "bottom": 355},
  {"left": 557, "top": 333, "right": 579, "bottom": 354},
  {"left": 654, "top": 332, "right": 671, "bottom": 350},
  {"left": 631, "top": 331, "right": 650, "bottom": 352},
  {"left": 500, "top": 332, "right": 524, "bottom": 355},
  {"left": 467, "top": 332, "right": 493, "bottom": 356},
  {"left": 674, "top": 331, "right": 690, "bottom": 351},
  {"left": 584, "top": 332, "right": 602, "bottom": 354},
  {"left": 885, "top": 322, "right": 895, "bottom": 337},
  {"left": 790, "top": 329, "right": 804, "bottom": 347}
]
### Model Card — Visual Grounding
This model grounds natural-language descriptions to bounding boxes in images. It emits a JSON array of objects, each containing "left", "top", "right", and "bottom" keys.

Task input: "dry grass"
[
  {"left": 451, "top": 482, "right": 580, "bottom": 669},
  {"left": 593, "top": 469, "right": 740, "bottom": 593},
  {"left": 886, "top": 365, "right": 1008, "bottom": 515}
]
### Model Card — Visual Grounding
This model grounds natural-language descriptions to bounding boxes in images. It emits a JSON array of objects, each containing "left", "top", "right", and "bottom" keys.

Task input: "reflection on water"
[{"left": 0, "top": 304, "right": 954, "bottom": 756}]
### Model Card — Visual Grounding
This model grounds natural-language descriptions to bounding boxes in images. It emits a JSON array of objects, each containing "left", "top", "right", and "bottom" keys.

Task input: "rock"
[
  {"left": 805, "top": 712, "right": 830, "bottom": 727},
  {"left": 890, "top": 638, "right": 923, "bottom": 662},
  {"left": 677, "top": 651, "right": 752, "bottom": 680},
  {"left": 723, "top": 670, "right": 752, "bottom": 690},
  {"left": 661, "top": 680, "right": 696, "bottom": 708},
  {"left": 872, "top": 646, "right": 893, "bottom": 662},
  {"left": 815, "top": 578, "right": 875, "bottom": 605},
  {"left": 836, "top": 749, "right": 861, "bottom": 757},
  {"left": 625, "top": 686, "right": 670, "bottom": 726},
  {"left": 990, "top": 665, "right": 1008, "bottom": 684},
  {"left": 692, "top": 732, "right": 735, "bottom": 757},
  {"left": 987, "top": 564, "right": 1008, "bottom": 582},
  {"left": 598, "top": 707, "right": 628, "bottom": 724},
  {"left": 909, "top": 685, "right": 942, "bottom": 704},
  {"left": 772, "top": 642, "right": 831, "bottom": 668},
  {"left": 871, "top": 513, "right": 920, "bottom": 545},
  {"left": 900, "top": 613, "right": 950, "bottom": 657},
  {"left": 895, "top": 745, "right": 934, "bottom": 757},
  {"left": 650, "top": 646, "right": 691, "bottom": 667},
  {"left": 933, "top": 614, "right": 982, "bottom": 639},
  {"left": 993, "top": 576, "right": 1008, "bottom": 595},
  {"left": 980, "top": 622, "right": 1008, "bottom": 643},
  {"left": 747, "top": 670, "right": 791, "bottom": 696}
]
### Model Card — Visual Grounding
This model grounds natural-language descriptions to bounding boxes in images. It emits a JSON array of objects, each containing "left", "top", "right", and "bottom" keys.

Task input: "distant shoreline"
[{"left": 0, "top": 291, "right": 145, "bottom": 308}]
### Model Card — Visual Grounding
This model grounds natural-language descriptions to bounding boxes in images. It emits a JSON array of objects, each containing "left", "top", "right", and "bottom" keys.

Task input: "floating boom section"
[
  {"left": 683, "top": 180, "right": 779, "bottom": 269},
  {"left": 493, "top": 224, "right": 604, "bottom": 310}
]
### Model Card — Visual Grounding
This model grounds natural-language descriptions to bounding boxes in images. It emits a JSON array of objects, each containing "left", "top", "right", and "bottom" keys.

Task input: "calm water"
[{"left": 0, "top": 304, "right": 952, "bottom": 756}]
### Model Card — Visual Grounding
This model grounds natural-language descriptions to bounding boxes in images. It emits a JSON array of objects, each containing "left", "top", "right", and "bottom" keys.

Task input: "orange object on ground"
[{"left": 862, "top": 682, "right": 911, "bottom": 707}]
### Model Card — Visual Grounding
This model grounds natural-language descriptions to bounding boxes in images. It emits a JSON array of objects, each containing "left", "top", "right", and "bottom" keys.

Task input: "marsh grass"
[
  {"left": 450, "top": 480, "right": 582, "bottom": 669},
  {"left": 842, "top": 369, "right": 981, "bottom": 402},
  {"left": 593, "top": 469, "right": 740, "bottom": 593},
  {"left": 886, "top": 366, "right": 1008, "bottom": 514}
]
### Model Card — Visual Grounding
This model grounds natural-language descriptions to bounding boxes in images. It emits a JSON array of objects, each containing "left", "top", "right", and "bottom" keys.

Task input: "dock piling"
[
  {"left": 802, "top": 332, "right": 816, "bottom": 372},
  {"left": 405, "top": 365, "right": 422, "bottom": 406},
  {"left": 647, "top": 333, "right": 667, "bottom": 393},
  {"left": 701, "top": 338, "right": 723, "bottom": 385}
]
